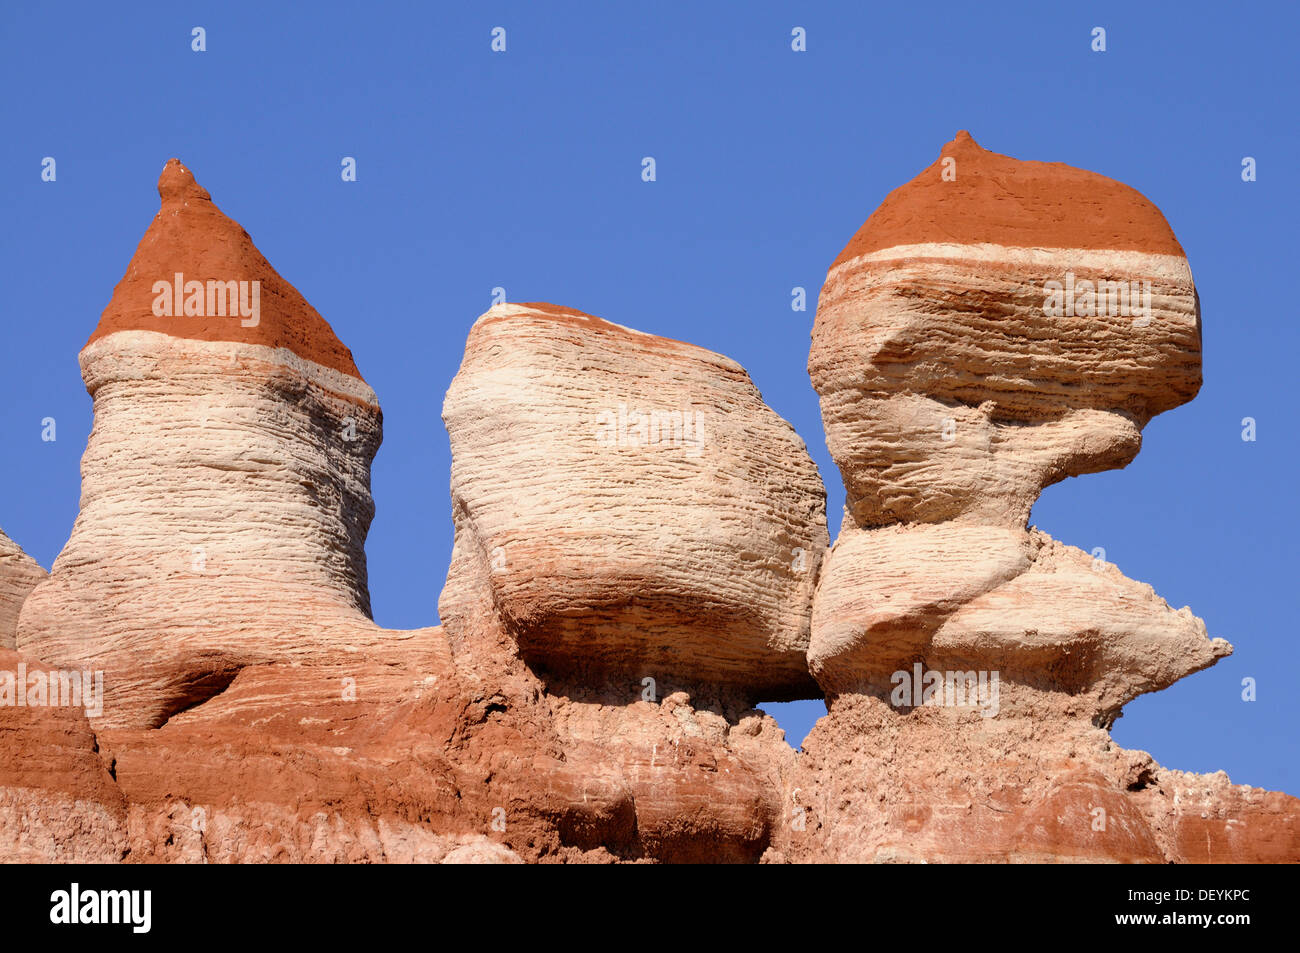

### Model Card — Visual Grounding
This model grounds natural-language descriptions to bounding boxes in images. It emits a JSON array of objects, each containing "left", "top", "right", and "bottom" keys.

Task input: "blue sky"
[{"left": 2, "top": 1, "right": 1295, "bottom": 793}]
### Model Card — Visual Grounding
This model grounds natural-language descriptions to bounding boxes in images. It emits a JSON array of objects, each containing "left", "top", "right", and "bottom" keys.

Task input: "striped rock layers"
[
  {"left": 809, "top": 522, "right": 1228, "bottom": 717},
  {"left": 437, "top": 302, "right": 827, "bottom": 859},
  {"left": 441, "top": 303, "right": 828, "bottom": 699},
  {"left": 810, "top": 130, "right": 1201, "bottom": 530},
  {"left": 3, "top": 151, "right": 1295, "bottom": 863},
  {"left": 2, "top": 161, "right": 818, "bottom": 862},
  {"left": 774, "top": 133, "right": 1297, "bottom": 863},
  {"left": 805, "top": 132, "right": 1224, "bottom": 717},
  {"left": 16, "top": 161, "right": 388, "bottom": 729},
  {"left": 0, "top": 530, "right": 45, "bottom": 649},
  {"left": 0, "top": 648, "right": 129, "bottom": 862},
  {"left": 777, "top": 693, "right": 1300, "bottom": 864}
]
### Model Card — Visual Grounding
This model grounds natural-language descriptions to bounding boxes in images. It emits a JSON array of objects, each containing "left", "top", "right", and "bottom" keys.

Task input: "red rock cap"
[
  {"left": 86, "top": 160, "right": 363, "bottom": 380},
  {"left": 833, "top": 132, "right": 1187, "bottom": 267}
]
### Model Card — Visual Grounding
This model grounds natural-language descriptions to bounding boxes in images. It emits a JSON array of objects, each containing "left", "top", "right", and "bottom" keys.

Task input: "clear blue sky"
[{"left": 2, "top": 1, "right": 1295, "bottom": 793}]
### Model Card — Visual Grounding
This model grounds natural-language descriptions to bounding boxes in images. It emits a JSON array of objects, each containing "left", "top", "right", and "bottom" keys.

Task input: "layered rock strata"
[
  {"left": 4, "top": 163, "right": 822, "bottom": 862},
  {"left": 437, "top": 302, "right": 827, "bottom": 860},
  {"left": 441, "top": 302, "right": 827, "bottom": 699},
  {"left": 16, "top": 161, "right": 389, "bottom": 729},
  {"left": 2, "top": 148, "right": 1296, "bottom": 864},
  {"left": 0, "top": 530, "right": 45, "bottom": 650},
  {"left": 779, "top": 132, "right": 1279, "bottom": 863},
  {"left": 810, "top": 131, "right": 1201, "bottom": 530}
]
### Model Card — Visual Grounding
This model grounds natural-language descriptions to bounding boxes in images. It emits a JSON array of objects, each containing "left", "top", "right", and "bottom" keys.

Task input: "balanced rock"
[
  {"left": 441, "top": 302, "right": 828, "bottom": 699},
  {"left": 809, "top": 131, "right": 1201, "bottom": 529},
  {"left": 782, "top": 133, "right": 1288, "bottom": 863},
  {"left": 0, "top": 530, "right": 45, "bottom": 649},
  {"left": 17, "top": 160, "right": 389, "bottom": 728},
  {"left": 437, "top": 302, "right": 822, "bottom": 860},
  {"left": 2, "top": 151, "right": 1294, "bottom": 865},
  {"left": 806, "top": 132, "right": 1222, "bottom": 717}
]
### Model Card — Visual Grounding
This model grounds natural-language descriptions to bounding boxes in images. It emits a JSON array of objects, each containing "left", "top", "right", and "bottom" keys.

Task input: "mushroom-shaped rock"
[
  {"left": 777, "top": 134, "right": 1279, "bottom": 864},
  {"left": 439, "top": 302, "right": 828, "bottom": 700},
  {"left": 810, "top": 131, "right": 1201, "bottom": 529},
  {"left": 804, "top": 133, "right": 1221, "bottom": 715}
]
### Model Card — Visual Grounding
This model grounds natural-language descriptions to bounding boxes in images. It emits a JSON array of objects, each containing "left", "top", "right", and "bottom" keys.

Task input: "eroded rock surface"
[
  {"left": 437, "top": 302, "right": 823, "bottom": 860},
  {"left": 442, "top": 302, "right": 827, "bottom": 699},
  {"left": 1, "top": 150, "right": 1294, "bottom": 864},
  {"left": 810, "top": 131, "right": 1201, "bottom": 530},
  {"left": 3, "top": 163, "right": 815, "bottom": 863},
  {"left": 0, "top": 649, "right": 128, "bottom": 862},
  {"left": 781, "top": 132, "right": 1292, "bottom": 863},
  {"left": 0, "top": 530, "right": 45, "bottom": 650},
  {"left": 16, "top": 161, "right": 388, "bottom": 729}
]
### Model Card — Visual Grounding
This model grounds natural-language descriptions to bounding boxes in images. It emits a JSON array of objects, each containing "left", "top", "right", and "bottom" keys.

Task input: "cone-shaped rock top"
[
  {"left": 832, "top": 132, "right": 1187, "bottom": 267},
  {"left": 85, "top": 159, "right": 364, "bottom": 380}
]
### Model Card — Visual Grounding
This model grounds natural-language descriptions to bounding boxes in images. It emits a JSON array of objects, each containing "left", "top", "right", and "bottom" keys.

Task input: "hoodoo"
[
  {"left": 437, "top": 301, "right": 827, "bottom": 861},
  {"left": 441, "top": 301, "right": 828, "bottom": 699},
  {"left": 17, "top": 160, "right": 384, "bottom": 729},
  {"left": 782, "top": 132, "right": 1288, "bottom": 863},
  {"left": 1, "top": 150, "right": 1295, "bottom": 863}
]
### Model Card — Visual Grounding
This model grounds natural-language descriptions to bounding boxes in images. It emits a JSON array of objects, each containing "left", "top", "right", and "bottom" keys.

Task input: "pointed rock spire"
[
  {"left": 86, "top": 159, "right": 363, "bottom": 380},
  {"left": 18, "top": 161, "right": 384, "bottom": 728}
]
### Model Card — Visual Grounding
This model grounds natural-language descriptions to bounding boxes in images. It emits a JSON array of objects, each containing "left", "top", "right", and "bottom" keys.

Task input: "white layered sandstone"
[
  {"left": 809, "top": 523, "right": 1229, "bottom": 718},
  {"left": 0, "top": 530, "right": 46, "bottom": 650},
  {"left": 812, "top": 243, "right": 1200, "bottom": 528},
  {"left": 440, "top": 302, "right": 828, "bottom": 699},
  {"left": 16, "top": 332, "right": 384, "bottom": 726},
  {"left": 805, "top": 132, "right": 1221, "bottom": 714}
]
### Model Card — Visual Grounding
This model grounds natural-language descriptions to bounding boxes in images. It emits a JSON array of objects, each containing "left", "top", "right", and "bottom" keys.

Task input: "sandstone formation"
[
  {"left": 808, "top": 522, "right": 1228, "bottom": 719},
  {"left": 441, "top": 302, "right": 827, "bottom": 698},
  {"left": 2, "top": 162, "right": 817, "bottom": 863},
  {"left": 2, "top": 147, "right": 1296, "bottom": 864},
  {"left": 16, "top": 160, "right": 391, "bottom": 729},
  {"left": 810, "top": 130, "right": 1201, "bottom": 530},
  {"left": 0, "top": 530, "right": 45, "bottom": 650},
  {"left": 436, "top": 301, "right": 826, "bottom": 860},
  {"left": 779, "top": 696, "right": 1300, "bottom": 864},
  {"left": 779, "top": 131, "right": 1284, "bottom": 863},
  {"left": 804, "top": 131, "right": 1221, "bottom": 716},
  {"left": 0, "top": 649, "right": 128, "bottom": 862}
]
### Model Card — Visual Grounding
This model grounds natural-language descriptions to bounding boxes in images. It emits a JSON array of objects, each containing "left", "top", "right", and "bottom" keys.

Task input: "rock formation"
[
  {"left": 3, "top": 161, "right": 820, "bottom": 863},
  {"left": 779, "top": 131, "right": 1283, "bottom": 863},
  {"left": 0, "top": 648, "right": 128, "bottom": 862},
  {"left": 437, "top": 301, "right": 826, "bottom": 860},
  {"left": 16, "top": 160, "right": 393, "bottom": 729},
  {"left": 810, "top": 130, "right": 1201, "bottom": 531},
  {"left": 441, "top": 301, "right": 826, "bottom": 698},
  {"left": 803, "top": 132, "right": 1223, "bottom": 720},
  {"left": 0, "top": 530, "right": 45, "bottom": 650},
  {"left": 1, "top": 146, "right": 1296, "bottom": 864}
]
